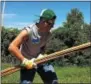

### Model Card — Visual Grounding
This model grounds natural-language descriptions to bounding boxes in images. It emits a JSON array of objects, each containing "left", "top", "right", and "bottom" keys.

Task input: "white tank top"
[{"left": 20, "top": 24, "right": 51, "bottom": 59}]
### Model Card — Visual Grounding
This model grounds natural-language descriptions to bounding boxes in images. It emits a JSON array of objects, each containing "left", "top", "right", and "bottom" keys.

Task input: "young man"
[{"left": 8, "top": 9, "right": 58, "bottom": 84}]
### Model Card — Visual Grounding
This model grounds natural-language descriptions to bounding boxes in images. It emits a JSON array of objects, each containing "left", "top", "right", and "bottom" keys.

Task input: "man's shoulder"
[
  {"left": 22, "top": 23, "right": 36, "bottom": 34},
  {"left": 27, "top": 23, "right": 35, "bottom": 28}
]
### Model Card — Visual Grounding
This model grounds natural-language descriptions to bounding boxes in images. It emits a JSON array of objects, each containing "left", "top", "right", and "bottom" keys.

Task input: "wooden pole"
[{"left": 1, "top": 42, "right": 91, "bottom": 77}]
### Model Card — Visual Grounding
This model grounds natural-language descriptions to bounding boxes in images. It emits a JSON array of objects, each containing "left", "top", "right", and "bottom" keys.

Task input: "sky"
[{"left": 1, "top": 1, "right": 90, "bottom": 29}]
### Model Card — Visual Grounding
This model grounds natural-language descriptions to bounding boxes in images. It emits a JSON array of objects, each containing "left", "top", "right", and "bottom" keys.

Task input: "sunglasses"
[{"left": 46, "top": 20, "right": 54, "bottom": 26}]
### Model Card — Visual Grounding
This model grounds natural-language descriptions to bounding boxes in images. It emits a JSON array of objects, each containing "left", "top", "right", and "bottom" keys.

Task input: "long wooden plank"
[{"left": 1, "top": 42, "right": 91, "bottom": 77}]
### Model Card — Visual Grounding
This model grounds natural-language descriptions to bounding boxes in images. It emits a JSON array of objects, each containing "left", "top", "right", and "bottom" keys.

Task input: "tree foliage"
[
  {"left": 45, "top": 8, "right": 91, "bottom": 66},
  {"left": 1, "top": 27, "right": 20, "bottom": 64}
]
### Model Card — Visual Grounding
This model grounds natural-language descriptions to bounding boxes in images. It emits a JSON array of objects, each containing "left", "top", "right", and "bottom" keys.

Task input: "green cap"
[{"left": 40, "top": 9, "right": 56, "bottom": 20}]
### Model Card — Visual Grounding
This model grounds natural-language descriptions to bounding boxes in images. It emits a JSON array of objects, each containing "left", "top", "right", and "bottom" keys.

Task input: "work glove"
[
  {"left": 21, "top": 58, "right": 37, "bottom": 69},
  {"left": 37, "top": 54, "right": 47, "bottom": 59}
]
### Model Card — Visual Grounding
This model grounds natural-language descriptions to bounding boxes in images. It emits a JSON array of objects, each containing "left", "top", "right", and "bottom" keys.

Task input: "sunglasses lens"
[{"left": 47, "top": 21, "right": 53, "bottom": 25}]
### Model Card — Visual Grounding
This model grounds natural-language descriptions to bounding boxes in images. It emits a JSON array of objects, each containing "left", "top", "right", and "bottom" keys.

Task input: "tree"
[
  {"left": 1, "top": 27, "right": 20, "bottom": 64},
  {"left": 63, "top": 8, "right": 84, "bottom": 28},
  {"left": 45, "top": 8, "right": 90, "bottom": 66}
]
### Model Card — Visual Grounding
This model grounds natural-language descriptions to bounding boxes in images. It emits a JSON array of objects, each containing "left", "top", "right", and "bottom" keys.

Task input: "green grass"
[{"left": 1, "top": 63, "right": 91, "bottom": 83}]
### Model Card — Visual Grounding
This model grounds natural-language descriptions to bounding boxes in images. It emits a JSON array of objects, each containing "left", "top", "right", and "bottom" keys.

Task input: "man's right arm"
[{"left": 8, "top": 29, "right": 28, "bottom": 62}]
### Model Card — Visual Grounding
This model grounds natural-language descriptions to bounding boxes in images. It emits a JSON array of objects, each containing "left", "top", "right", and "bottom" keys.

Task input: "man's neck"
[{"left": 36, "top": 23, "right": 49, "bottom": 33}]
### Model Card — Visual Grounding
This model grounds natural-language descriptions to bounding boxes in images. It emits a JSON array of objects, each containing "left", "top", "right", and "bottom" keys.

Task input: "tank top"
[{"left": 20, "top": 23, "right": 51, "bottom": 59}]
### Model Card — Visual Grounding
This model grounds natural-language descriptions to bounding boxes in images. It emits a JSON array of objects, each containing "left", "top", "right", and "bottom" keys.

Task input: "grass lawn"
[{"left": 1, "top": 63, "right": 91, "bottom": 83}]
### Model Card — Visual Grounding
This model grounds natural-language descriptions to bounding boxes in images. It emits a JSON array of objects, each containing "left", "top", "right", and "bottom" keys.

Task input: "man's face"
[
  {"left": 43, "top": 19, "right": 55, "bottom": 31},
  {"left": 45, "top": 19, "right": 55, "bottom": 28}
]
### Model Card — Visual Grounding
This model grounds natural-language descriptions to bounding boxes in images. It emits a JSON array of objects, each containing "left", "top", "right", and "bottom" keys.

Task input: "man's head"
[{"left": 38, "top": 9, "right": 56, "bottom": 31}]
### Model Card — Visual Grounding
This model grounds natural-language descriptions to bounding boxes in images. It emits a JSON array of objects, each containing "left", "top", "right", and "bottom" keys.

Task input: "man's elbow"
[{"left": 8, "top": 43, "right": 14, "bottom": 52}]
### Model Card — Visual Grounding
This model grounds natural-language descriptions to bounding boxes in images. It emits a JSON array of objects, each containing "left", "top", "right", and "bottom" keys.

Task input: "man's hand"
[{"left": 21, "top": 58, "right": 37, "bottom": 69}]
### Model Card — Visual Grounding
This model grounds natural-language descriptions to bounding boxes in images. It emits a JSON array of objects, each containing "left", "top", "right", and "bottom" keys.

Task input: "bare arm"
[{"left": 8, "top": 29, "right": 28, "bottom": 62}]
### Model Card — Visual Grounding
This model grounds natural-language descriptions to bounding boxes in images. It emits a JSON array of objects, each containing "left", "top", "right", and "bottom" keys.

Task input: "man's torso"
[{"left": 20, "top": 24, "right": 50, "bottom": 59}]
